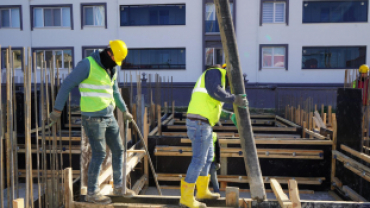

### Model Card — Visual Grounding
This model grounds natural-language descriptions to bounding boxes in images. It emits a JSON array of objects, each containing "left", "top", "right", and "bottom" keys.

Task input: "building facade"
[{"left": 0, "top": 0, "right": 368, "bottom": 86}]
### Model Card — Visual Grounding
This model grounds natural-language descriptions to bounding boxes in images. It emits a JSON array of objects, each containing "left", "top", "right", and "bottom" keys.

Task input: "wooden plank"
[
  {"left": 64, "top": 168, "right": 75, "bottom": 208},
  {"left": 143, "top": 108, "right": 149, "bottom": 187},
  {"left": 342, "top": 185, "right": 368, "bottom": 202},
  {"left": 332, "top": 177, "right": 343, "bottom": 188},
  {"left": 156, "top": 174, "right": 325, "bottom": 185},
  {"left": 226, "top": 187, "right": 239, "bottom": 208},
  {"left": 270, "top": 178, "right": 293, "bottom": 208},
  {"left": 162, "top": 114, "right": 173, "bottom": 126},
  {"left": 276, "top": 115, "right": 301, "bottom": 128},
  {"left": 332, "top": 150, "right": 370, "bottom": 182},
  {"left": 132, "top": 175, "right": 147, "bottom": 194},
  {"left": 304, "top": 129, "right": 326, "bottom": 140},
  {"left": 180, "top": 138, "right": 332, "bottom": 145},
  {"left": 158, "top": 186, "right": 315, "bottom": 194},
  {"left": 157, "top": 105, "right": 162, "bottom": 136},
  {"left": 331, "top": 113, "right": 338, "bottom": 190},
  {"left": 13, "top": 198, "right": 24, "bottom": 208},
  {"left": 302, "top": 122, "right": 307, "bottom": 138},
  {"left": 166, "top": 125, "right": 297, "bottom": 132},
  {"left": 341, "top": 144, "right": 370, "bottom": 164},
  {"left": 288, "top": 180, "right": 301, "bottom": 208}
]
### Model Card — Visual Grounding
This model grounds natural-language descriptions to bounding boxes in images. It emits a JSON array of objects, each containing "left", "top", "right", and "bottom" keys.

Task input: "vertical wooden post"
[
  {"left": 0, "top": 44, "right": 4, "bottom": 208},
  {"left": 285, "top": 105, "right": 288, "bottom": 119},
  {"left": 157, "top": 105, "right": 162, "bottom": 136},
  {"left": 13, "top": 198, "right": 24, "bottom": 208},
  {"left": 226, "top": 187, "right": 239, "bottom": 208},
  {"left": 164, "top": 102, "right": 168, "bottom": 114},
  {"left": 172, "top": 100, "right": 175, "bottom": 116},
  {"left": 321, "top": 104, "right": 325, "bottom": 121},
  {"left": 271, "top": 178, "right": 293, "bottom": 208},
  {"left": 331, "top": 113, "right": 338, "bottom": 190},
  {"left": 288, "top": 180, "right": 301, "bottom": 208},
  {"left": 290, "top": 107, "right": 294, "bottom": 122},
  {"left": 143, "top": 108, "right": 149, "bottom": 187},
  {"left": 297, "top": 105, "right": 301, "bottom": 125},
  {"left": 214, "top": 0, "right": 265, "bottom": 200},
  {"left": 328, "top": 105, "right": 332, "bottom": 126},
  {"left": 302, "top": 122, "right": 307, "bottom": 138},
  {"left": 64, "top": 168, "right": 74, "bottom": 208},
  {"left": 323, "top": 113, "right": 327, "bottom": 127}
]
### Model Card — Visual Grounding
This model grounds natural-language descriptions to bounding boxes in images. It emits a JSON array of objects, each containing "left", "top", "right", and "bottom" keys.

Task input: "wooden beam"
[
  {"left": 331, "top": 113, "right": 338, "bottom": 190},
  {"left": 180, "top": 138, "right": 332, "bottom": 145},
  {"left": 157, "top": 105, "right": 162, "bottom": 136},
  {"left": 158, "top": 186, "right": 314, "bottom": 194},
  {"left": 303, "top": 129, "right": 327, "bottom": 140},
  {"left": 156, "top": 174, "right": 325, "bottom": 185},
  {"left": 341, "top": 144, "right": 370, "bottom": 164},
  {"left": 342, "top": 185, "right": 368, "bottom": 202},
  {"left": 64, "top": 168, "right": 74, "bottom": 208},
  {"left": 288, "top": 180, "right": 301, "bottom": 208},
  {"left": 13, "top": 198, "right": 24, "bottom": 208},
  {"left": 166, "top": 125, "right": 297, "bottom": 132},
  {"left": 332, "top": 150, "right": 370, "bottom": 182},
  {"left": 270, "top": 178, "right": 293, "bottom": 208},
  {"left": 226, "top": 187, "right": 239, "bottom": 208},
  {"left": 276, "top": 115, "right": 301, "bottom": 127},
  {"left": 332, "top": 177, "right": 343, "bottom": 188},
  {"left": 132, "top": 175, "right": 147, "bottom": 195}
]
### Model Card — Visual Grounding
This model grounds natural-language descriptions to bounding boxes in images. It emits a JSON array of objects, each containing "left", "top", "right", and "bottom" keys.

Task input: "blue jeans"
[
  {"left": 82, "top": 115, "right": 124, "bottom": 195},
  {"left": 210, "top": 162, "right": 220, "bottom": 193},
  {"left": 184, "top": 119, "right": 213, "bottom": 183}
]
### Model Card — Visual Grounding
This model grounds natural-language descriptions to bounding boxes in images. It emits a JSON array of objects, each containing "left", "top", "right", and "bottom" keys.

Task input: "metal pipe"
[
  {"left": 68, "top": 61, "right": 72, "bottom": 167},
  {"left": 45, "top": 69, "right": 51, "bottom": 208},
  {"left": 40, "top": 54, "right": 46, "bottom": 208},
  {"left": 12, "top": 50, "right": 19, "bottom": 199},
  {"left": 0, "top": 44, "right": 4, "bottom": 208}
]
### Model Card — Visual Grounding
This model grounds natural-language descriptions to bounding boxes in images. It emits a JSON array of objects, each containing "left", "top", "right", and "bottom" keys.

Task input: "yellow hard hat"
[
  {"left": 222, "top": 63, "right": 227, "bottom": 69},
  {"left": 109, "top": 40, "right": 128, "bottom": 66},
  {"left": 359, "top": 64, "right": 369, "bottom": 74}
]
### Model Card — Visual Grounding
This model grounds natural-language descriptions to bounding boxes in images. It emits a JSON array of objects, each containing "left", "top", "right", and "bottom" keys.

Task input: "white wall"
[{"left": 0, "top": 0, "right": 369, "bottom": 84}]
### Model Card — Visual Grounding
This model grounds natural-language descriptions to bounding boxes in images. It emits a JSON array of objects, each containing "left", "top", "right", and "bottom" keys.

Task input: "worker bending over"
[
  {"left": 49, "top": 40, "right": 134, "bottom": 204},
  {"left": 180, "top": 64, "right": 248, "bottom": 208}
]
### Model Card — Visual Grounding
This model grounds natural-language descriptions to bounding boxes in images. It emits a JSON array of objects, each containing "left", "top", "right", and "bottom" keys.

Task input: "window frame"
[
  {"left": 81, "top": 46, "right": 105, "bottom": 58},
  {"left": 1, "top": 47, "right": 24, "bottom": 70},
  {"left": 0, "top": 5, "right": 22, "bottom": 30},
  {"left": 259, "top": 44, "right": 288, "bottom": 70},
  {"left": 302, "top": 0, "right": 369, "bottom": 24},
  {"left": 30, "top": 4, "right": 73, "bottom": 30},
  {"left": 260, "top": 0, "right": 289, "bottom": 26},
  {"left": 204, "top": 0, "right": 236, "bottom": 34},
  {"left": 119, "top": 4, "right": 186, "bottom": 27},
  {"left": 81, "top": 3, "right": 107, "bottom": 29},
  {"left": 31, "top": 47, "right": 74, "bottom": 70},
  {"left": 121, "top": 48, "right": 186, "bottom": 70},
  {"left": 301, "top": 46, "right": 367, "bottom": 70}
]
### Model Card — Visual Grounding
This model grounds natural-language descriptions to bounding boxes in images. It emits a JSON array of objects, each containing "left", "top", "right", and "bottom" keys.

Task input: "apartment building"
[{"left": 0, "top": 0, "right": 368, "bottom": 86}]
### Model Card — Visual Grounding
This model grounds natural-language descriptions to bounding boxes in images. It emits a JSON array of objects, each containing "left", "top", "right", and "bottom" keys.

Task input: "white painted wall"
[{"left": 0, "top": 0, "right": 368, "bottom": 84}]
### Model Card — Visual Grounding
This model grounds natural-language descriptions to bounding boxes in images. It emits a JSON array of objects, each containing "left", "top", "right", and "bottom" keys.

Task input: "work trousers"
[
  {"left": 184, "top": 119, "right": 214, "bottom": 183},
  {"left": 82, "top": 115, "right": 124, "bottom": 195},
  {"left": 210, "top": 162, "right": 220, "bottom": 193}
]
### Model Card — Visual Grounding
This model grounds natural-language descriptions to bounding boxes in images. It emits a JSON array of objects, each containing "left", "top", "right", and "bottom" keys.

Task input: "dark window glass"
[
  {"left": 206, "top": 3, "right": 233, "bottom": 33},
  {"left": 302, "top": 47, "right": 366, "bottom": 69},
  {"left": 122, "top": 48, "right": 186, "bottom": 69},
  {"left": 1, "top": 49, "right": 22, "bottom": 69},
  {"left": 303, "top": 1, "right": 368, "bottom": 23},
  {"left": 120, "top": 4, "right": 186, "bottom": 26}
]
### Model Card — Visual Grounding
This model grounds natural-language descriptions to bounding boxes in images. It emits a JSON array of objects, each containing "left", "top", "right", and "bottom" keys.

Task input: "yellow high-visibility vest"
[
  {"left": 79, "top": 56, "right": 116, "bottom": 112},
  {"left": 187, "top": 68, "right": 227, "bottom": 126}
]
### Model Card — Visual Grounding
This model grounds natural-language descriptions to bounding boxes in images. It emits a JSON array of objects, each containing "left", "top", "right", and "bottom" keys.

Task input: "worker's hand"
[
  {"left": 230, "top": 113, "right": 238, "bottom": 129},
  {"left": 49, "top": 110, "right": 61, "bottom": 127},
  {"left": 123, "top": 111, "right": 133, "bottom": 122},
  {"left": 216, "top": 163, "right": 221, "bottom": 170},
  {"left": 233, "top": 94, "right": 248, "bottom": 108}
]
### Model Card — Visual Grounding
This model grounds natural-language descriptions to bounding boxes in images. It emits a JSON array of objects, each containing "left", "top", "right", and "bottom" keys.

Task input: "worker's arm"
[
  {"left": 205, "top": 69, "right": 235, "bottom": 103},
  {"left": 53, "top": 59, "right": 90, "bottom": 112},
  {"left": 113, "top": 79, "right": 128, "bottom": 112},
  {"left": 215, "top": 137, "right": 221, "bottom": 164}
]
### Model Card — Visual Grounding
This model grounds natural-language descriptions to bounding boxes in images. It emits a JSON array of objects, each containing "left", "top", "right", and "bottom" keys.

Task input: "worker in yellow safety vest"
[
  {"left": 180, "top": 64, "right": 248, "bottom": 208},
  {"left": 352, "top": 64, "right": 370, "bottom": 106},
  {"left": 49, "top": 40, "right": 134, "bottom": 204}
]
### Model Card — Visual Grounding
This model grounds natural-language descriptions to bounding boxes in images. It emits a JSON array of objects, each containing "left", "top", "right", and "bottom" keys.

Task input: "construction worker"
[
  {"left": 353, "top": 64, "right": 369, "bottom": 106},
  {"left": 49, "top": 40, "right": 135, "bottom": 204},
  {"left": 209, "top": 132, "right": 220, "bottom": 194},
  {"left": 180, "top": 64, "right": 248, "bottom": 208}
]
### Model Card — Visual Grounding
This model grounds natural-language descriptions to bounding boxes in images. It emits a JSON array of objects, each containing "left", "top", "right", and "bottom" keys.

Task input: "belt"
[{"left": 188, "top": 117, "right": 209, "bottom": 125}]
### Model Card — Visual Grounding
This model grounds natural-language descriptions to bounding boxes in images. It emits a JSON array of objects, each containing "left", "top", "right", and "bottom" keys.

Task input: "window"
[
  {"left": 81, "top": 3, "right": 107, "bottom": 29},
  {"left": 205, "top": 48, "right": 225, "bottom": 68},
  {"left": 303, "top": 1, "right": 368, "bottom": 23},
  {"left": 1, "top": 48, "right": 22, "bottom": 70},
  {"left": 82, "top": 46, "right": 105, "bottom": 58},
  {"left": 205, "top": 2, "right": 233, "bottom": 33},
  {"left": 33, "top": 48, "right": 73, "bottom": 69},
  {"left": 0, "top": 6, "right": 21, "bottom": 29},
  {"left": 122, "top": 48, "right": 186, "bottom": 70},
  {"left": 262, "top": 2, "right": 285, "bottom": 23},
  {"left": 31, "top": 5, "right": 73, "bottom": 30},
  {"left": 120, "top": 4, "right": 185, "bottom": 26},
  {"left": 302, "top": 46, "right": 366, "bottom": 69},
  {"left": 260, "top": 45, "right": 288, "bottom": 70}
]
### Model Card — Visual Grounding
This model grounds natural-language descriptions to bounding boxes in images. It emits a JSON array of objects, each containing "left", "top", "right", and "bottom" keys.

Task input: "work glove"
[
  {"left": 216, "top": 163, "right": 221, "bottom": 170},
  {"left": 231, "top": 113, "right": 238, "bottom": 129},
  {"left": 123, "top": 111, "right": 133, "bottom": 122},
  {"left": 233, "top": 94, "right": 248, "bottom": 108},
  {"left": 49, "top": 110, "right": 61, "bottom": 127}
]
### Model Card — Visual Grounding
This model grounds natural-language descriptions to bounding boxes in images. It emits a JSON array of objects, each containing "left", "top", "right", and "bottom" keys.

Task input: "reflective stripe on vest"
[
  {"left": 187, "top": 68, "right": 227, "bottom": 126},
  {"left": 79, "top": 56, "right": 117, "bottom": 112}
]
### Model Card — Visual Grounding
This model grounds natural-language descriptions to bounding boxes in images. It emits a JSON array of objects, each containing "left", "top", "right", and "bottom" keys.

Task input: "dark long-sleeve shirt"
[
  {"left": 205, "top": 69, "right": 235, "bottom": 103},
  {"left": 54, "top": 50, "right": 127, "bottom": 117},
  {"left": 214, "top": 137, "right": 221, "bottom": 163}
]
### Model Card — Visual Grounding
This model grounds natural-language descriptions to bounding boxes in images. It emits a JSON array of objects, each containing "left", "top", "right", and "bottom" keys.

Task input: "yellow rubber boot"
[
  {"left": 180, "top": 179, "right": 207, "bottom": 208},
  {"left": 195, "top": 175, "right": 220, "bottom": 200}
]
